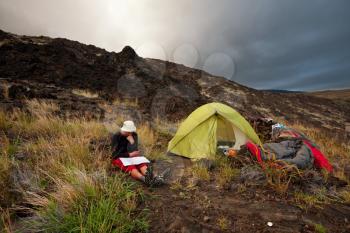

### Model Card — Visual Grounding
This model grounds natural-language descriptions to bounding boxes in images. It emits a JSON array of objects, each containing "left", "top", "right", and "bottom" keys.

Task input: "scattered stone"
[
  {"left": 203, "top": 216, "right": 210, "bottom": 222},
  {"left": 14, "top": 152, "right": 27, "bottom": 160},
  {"left": 230, "top": 183, "right": 239, "bottom": 192},
  {"left": 240, "top": 166, "right": 266, "bottom": 185}
]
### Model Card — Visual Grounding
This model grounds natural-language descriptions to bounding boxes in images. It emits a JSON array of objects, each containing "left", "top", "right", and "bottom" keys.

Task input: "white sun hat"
[{"left": 120, "top": 120, "right": 136, "bottom": 132}]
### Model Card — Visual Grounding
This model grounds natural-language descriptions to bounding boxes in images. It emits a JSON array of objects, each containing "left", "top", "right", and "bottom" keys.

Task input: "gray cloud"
[{"left": 0, "top": 0, "right": 349, "bottom": 91}]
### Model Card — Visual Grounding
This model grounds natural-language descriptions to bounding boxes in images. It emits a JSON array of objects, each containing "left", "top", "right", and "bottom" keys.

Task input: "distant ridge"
[{"left": 263, "top": 89, "right": 304, "bottom": 94}]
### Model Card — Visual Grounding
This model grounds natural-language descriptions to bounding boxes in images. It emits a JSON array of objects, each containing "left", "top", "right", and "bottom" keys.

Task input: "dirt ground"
[{"left": 144, "top": 156, "right": 350, "bottom": 233}]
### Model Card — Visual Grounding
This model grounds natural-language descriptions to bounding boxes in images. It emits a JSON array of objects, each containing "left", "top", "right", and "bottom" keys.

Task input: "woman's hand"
[
  {"left": 129, "top": 150, "right": 140, "bottom": 157},
  {"left": 126, "top": 135, "right": 135, "bottom": 144}
]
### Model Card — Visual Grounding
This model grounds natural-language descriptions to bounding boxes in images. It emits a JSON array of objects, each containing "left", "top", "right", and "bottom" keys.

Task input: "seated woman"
[{"left": 111, "top": 120, "right": 166, "bottom": 186}]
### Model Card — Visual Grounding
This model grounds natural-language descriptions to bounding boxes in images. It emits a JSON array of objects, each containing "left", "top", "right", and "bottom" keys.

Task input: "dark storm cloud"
[{"left": 0, "top": 0, "right": 349, "bottom": 91}]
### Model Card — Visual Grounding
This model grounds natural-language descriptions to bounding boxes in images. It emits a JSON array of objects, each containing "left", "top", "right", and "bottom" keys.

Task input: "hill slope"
[
  {"left": 1, "top": 29, "right": 349, "bottom": 140},
  {"left": 308, "top": 89, "right": 350, "bottom": 101}
]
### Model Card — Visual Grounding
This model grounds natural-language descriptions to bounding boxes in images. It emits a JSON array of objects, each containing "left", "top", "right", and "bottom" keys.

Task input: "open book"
[{"left": 119, "top": 156, "right": 150, "bottom": 166}]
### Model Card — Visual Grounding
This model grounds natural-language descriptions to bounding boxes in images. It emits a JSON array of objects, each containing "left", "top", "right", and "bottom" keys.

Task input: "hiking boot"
[
  {"left": 149, "top": 168, "right": 171, "bottom": 187},
  {"left": 144, "top": 165, "right": 154, "bottom": 187},
  {"left": 150, "top": 175, "right": 165, "bottom": 187},
  {"left": 158, "top": 167, "right": 171, "bottom": 181}
]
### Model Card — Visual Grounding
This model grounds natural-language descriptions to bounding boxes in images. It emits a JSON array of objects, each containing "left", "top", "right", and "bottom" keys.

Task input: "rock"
[
  {"left": 165, "top": 216, "right": 184, "bottom": 232},
  {"left": 197, "top": 159, "right": 215, "bottom": 170},
  {"left": 119, "top": 45, "right": 138, "bottom": 60},
  {"left": 240, "top": 166, "right": 266, "bottom": 185},
  {"left": 8, "top": 84, "right": 34, "bottom": 99},
  {"left": 344, "top": 164, "right": 350, "bottom": 181},
  {"left": 326, "top": 175, "right": 348, "bottom": 188},
  {"left": 303, "top": 170, "right": 323, "bottom": 185},
  {"left": 230, "top": 183, "right": 239, "bottom": 192},
  {"left": 191, "top": 208, "right": 201, "bottom": 217},
  {"left": 14, "top": 152, "right": 27, "bottom": 160},
  {"left": 203, "top": 216, "right": 210, "bottom": 222}
]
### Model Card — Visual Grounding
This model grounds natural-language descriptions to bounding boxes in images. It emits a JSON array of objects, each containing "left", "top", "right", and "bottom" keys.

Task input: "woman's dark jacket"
[{"left": 111, "top": 132, "right": 138, "bottom": 159}]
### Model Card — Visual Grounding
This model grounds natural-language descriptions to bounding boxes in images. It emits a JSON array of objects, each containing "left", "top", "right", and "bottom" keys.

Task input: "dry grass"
[
  {"left": 192, "top": 164, "right": 210, "bottom": 181},
  {"left": 0, "top": 100, "right": 149, "bottom": 232},
  {"left": 153, "top": 115, "right": 180, "bottom": 137},
  {"left": 25, "top": 99, "right": 59, "bottom": 118},
  {"left": 293, "top": 187, "right": 335, "bottom": 211},
  {"left": 113, "top": 98, "right": 138, "bottom": 107},
  {"left": 309, "top": 89, "right": 350, "bottom": 101},
  {"left": 217, "top": 164, "right": 240, "bottom": 188},
  {"left": 314, "top": 223, "right": 327, "bottom": 233},
  {"left": 0, "top": 207, "right": 13, "bottom": 233},
  {"left": 136, "top": 122, "right": 169, "bottom": 161},
  {"left": 339, "top": 189, "right": 350, "bottom": 203},
  {"left": 72, "top": 89, "right": 99, "bottom": 98},
  {"left": 170, "top": 179, "right": 183, "bottom": 191},
  {"left": 137, "top": 123, "right": 158, "bottom": 155},
  {"left": 0, "top": 111, "right": 11, "bottom": 131},
  {"left": 264, "top": 162, "right": 301, "bottom": 195}
]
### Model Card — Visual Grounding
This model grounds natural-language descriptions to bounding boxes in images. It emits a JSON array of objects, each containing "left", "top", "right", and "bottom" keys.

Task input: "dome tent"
[{"left": 167, "top": 102, "right": 262, "bottom": 159}]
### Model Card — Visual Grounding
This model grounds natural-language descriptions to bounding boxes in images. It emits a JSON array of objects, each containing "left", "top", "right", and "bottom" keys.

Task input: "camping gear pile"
[
  {"left": 167, "top": 102, "right": 333, "bottom": 172},
  {"left": 247, "top": 124, "right": 333, "bottom": 172}
]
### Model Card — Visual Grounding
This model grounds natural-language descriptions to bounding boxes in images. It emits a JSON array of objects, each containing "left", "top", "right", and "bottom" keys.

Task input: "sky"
[{"left": 0, "top": 0, "right": 349, "bottom": 91}]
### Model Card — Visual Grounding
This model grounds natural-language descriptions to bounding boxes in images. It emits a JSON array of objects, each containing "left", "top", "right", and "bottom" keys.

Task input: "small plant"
[
  {"left": 264, "top": 161, "right": 300, "bottom": 195},
  {"left": 237, "top": 184, "right": 247, "bottom": 193},
  {"left": 217, "top": 164, "right": 240, "bottom": 188},
  {"left": 339, "top": 190, "right": 350, "bottom": 203},
  {"left": 217, "top": 216, "right": 229, "bottom": 231},
  {"left": 192, "top": 164, "right": 210, "bottom": 181},
  {"left": 314, "top": 223, "right": 327, "bottom": 233},
  {"left": 170, "top": 179, "right": 183, "bottom": 190}
]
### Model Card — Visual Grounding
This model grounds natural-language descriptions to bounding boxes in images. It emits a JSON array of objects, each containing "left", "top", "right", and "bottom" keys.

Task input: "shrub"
[
  {"left": 22, "top": 171, "right": 149, "bottom": 233},
  {"left": 217, "top": 165, "right": 240, "bottom": 188}
]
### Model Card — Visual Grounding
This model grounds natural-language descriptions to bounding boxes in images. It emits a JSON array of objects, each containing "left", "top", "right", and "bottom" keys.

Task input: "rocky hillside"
[{"left": 0, "top": 29, "right": 349, "bottom": 139}]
